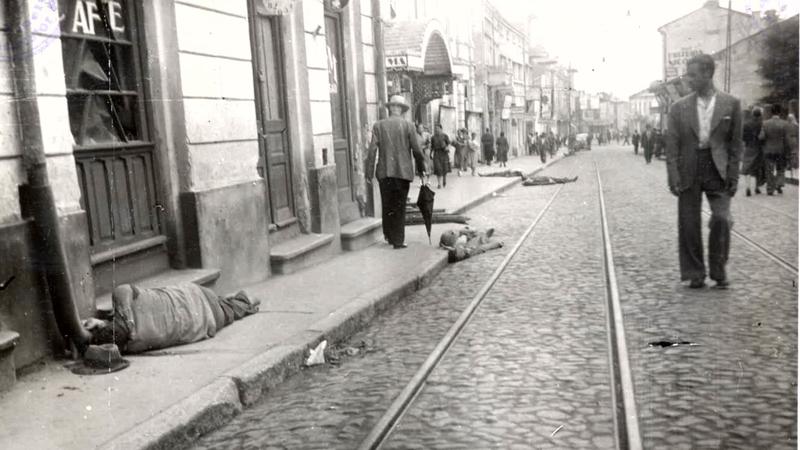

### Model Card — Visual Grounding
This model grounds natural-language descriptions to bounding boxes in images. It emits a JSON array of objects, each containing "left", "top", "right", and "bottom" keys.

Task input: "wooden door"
[
  {"left": 325, "top": 12, "right": 357, "bottom": 222},
  {"left": 253, "top": 15, "right": 295, "bottom": 226}
]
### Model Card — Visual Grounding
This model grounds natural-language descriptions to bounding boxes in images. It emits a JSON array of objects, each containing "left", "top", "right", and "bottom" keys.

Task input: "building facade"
[
  {"left": 658, "top": 0, "right": 766, "bottom": 79},
  {"left": 628, "top": 89, "right": 661, "bottom": 131},
  {"left": 711, "top": 14, "right": 798, "bottom": 108},
  {"left": 0, "top": 0, "right": 387, "bottom": 372}
]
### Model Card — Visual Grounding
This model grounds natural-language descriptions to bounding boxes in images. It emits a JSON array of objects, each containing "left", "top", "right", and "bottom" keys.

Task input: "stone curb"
[
  {"left": 452, "top": 152, "right": 568, "bottom": 214},
  {"left": 102, "top": 252, "right": 449, "bottom": 450},
  {"left": 103, "top": 378, "right": 243, "bottom": 450}
]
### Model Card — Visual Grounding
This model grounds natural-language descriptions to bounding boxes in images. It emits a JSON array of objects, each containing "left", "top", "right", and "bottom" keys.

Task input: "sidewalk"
[
  {"left": 410, "top": 149, "right": 568, "bottom": 214},
  {"left": 0, "top": 151, "right": 565, "bottom": 450}
]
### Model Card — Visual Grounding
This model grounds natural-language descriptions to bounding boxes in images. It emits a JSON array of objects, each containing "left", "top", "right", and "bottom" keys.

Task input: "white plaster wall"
[
  {"left": 303, "top": 0, "right": 334, "bottom": 168},
  {"left": 174, "top": 0, "right": 260, "bottom": 191}
]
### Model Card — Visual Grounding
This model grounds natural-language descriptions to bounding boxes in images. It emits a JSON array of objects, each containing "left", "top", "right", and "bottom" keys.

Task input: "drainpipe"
[
  {"left": 7, "top": 0, "right": 92, "bottom": 354},
  {"left": 372, "top": 0, "right": 387, "bottom": 120}
]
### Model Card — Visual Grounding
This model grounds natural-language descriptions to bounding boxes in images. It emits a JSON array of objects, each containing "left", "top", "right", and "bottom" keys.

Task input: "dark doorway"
[{"left": 252, "top": 14, "right": 296, "bottom": 228}]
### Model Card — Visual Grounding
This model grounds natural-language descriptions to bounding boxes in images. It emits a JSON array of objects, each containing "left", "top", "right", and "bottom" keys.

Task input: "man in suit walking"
[
  {"left": 632, "top": 130, "right": 640, "bottom": 155},
  {"left": 666, "top": 54, "right": 743, "bottom": 289},
  {"left": 759, "top": 104, "right": 792, "bottom": 195},
  {"left": 365, "top": 95, "right": 426, "bottom": 249}
]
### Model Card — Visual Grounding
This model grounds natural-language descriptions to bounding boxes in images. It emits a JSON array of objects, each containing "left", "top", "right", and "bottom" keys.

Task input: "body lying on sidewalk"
[
  {"left": 439, "top": 227, "right": 504, "bottom": 262},
  {"left": 83, "top": 283, "right": 260, "bottom": 353}
]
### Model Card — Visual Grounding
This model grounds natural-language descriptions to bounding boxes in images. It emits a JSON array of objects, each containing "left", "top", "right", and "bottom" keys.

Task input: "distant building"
[
  {"left": 658, "top": 0, "right": 767, "bottom": 79},
  {"left": 629, "top": 89, "right": 661, "bottom": 131},
  {"left": 712, "top": 14, "right": 799, "bottom": 108}
]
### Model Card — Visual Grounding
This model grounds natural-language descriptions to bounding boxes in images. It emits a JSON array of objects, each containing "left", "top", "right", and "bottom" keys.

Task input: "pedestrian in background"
[
  {"left": 467, "top": 132, "right": 479, "bottom": 176},
  {"left": 431, "top": 123, "right": 451, "bottom": 188},
  {"left": 786, "top": 99, "right": 798, "bottom": 175},
  {"left": 642, "top": 125, "right": 654, "bottom": 163},
  {"left": 416, "top": 123, "right": 432, "bottom": 185},
  {"left": 481, "top": 128, "right": 495, "bottom": 166},
  {"left": 496, "top": 132, "right": 509, "bottom": 167},
  {"left": 623, "top": 131, "right": 630, "bottom": 146},
  {"left": 365, "top": 94, "right": 427, "bottom": 249},
  {"left": 759, "top": 103, "right": 792, "bottom": 195},
  {"left": 527, "top": 131, "right": 536, "bottom": 156},
  {"left": 666, "top": 54, "right": 742, "bottom": 289},
  {"left": 741, "top": 108, "right": 765, "bottom": 196},
  {"left": 453, "top": 128, "right": 467, "bottom": 176},
  {"left": 632, "top": 130, "right": 640, "bottom": 155}
]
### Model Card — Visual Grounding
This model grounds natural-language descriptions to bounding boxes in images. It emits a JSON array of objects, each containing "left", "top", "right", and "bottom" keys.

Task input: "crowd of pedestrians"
[
  {"left": 741, "top": 102, "right": 799, "bottom": 196},
  {"left": 413, "top": 125, "right": 534, "bottom": 189}
]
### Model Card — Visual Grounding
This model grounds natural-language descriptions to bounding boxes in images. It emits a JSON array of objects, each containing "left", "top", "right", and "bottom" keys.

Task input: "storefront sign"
[
  {"left": 256, "top": 0, "right": 298, "bottom": 15},
  {"left": 385, "top": 55, "right": 408, "bottom": 70},
  {"left": 66, "top": 0, "right": 125, "bottom": 36}
]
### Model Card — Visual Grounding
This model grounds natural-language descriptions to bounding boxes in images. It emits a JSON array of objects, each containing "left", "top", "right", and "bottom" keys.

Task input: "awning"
[{"left": 384, "top": 19, "right": 453, "bottom": 76}]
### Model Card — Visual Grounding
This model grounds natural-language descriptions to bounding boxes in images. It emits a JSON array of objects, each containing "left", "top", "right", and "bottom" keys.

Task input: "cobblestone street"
[
  {"left": 598, "top": 146, "right": 798, "bottom": 449},
  {"left": 193, "top": 146, "right": 797, "bottom": 449}
]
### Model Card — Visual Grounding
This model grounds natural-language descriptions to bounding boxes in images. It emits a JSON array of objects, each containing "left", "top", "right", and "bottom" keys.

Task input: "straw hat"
[
  {"left": 71, "top": 344, "right": 130, "bottom": 375},
  {"left": 386, "top": 94, "right": 410, "bottom": 113}
]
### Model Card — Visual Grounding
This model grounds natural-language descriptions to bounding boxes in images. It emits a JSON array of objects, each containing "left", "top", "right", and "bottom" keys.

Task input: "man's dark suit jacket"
[
  {"left": 666, "top": 91, "right": 743, "bottom": 192},
  {"left": 365, "top": 116, "right": 425, "bottom": 182}
]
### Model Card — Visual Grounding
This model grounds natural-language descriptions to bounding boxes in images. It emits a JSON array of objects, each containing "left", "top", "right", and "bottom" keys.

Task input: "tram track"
[{"left": 359, "top": 158, "right": 645, "bottom": 450}]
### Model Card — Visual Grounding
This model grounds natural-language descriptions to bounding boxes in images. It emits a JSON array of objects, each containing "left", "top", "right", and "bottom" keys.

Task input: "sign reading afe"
[{"left": 69, "top": 0, "right": 125, "bottom": 35}]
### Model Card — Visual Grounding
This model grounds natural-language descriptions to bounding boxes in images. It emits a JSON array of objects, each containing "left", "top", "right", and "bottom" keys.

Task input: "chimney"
[{"left": 703, "top": 0, "right": 719, "bottom": 8}]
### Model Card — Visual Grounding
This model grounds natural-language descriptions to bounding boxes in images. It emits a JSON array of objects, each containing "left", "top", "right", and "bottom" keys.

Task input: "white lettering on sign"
[
  {"left": 108, "top": 1, "right": 125, "bottom": 33},
  {"left": 71, "top": 0, "right": 126, "bottom": 36}
]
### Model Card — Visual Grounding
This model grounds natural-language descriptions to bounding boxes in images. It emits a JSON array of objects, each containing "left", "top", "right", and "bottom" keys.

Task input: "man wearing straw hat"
[{"left": 365, "top": 94, "right": 427, "bottom": 249}]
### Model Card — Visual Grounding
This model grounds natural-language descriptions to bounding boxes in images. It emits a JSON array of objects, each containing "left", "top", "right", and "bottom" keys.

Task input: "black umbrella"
[{"left": 415, "top": 185, "right": 436, "bottom": 245}]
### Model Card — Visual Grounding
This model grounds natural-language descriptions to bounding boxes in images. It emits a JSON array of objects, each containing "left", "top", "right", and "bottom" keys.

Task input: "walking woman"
[
  {"left": 416, "top": 123, "right": 432, "bottom": 185},
  {"left": 467, "top": 132, "right": 479, "bottom": 175},
  {"left": 741, "top": 108, "right": 765, "bottom": 196},
  {"left": 431, "top": 124, "right": 451, "bottom": 188},
  {"left": 496, "top": 132, "right": 509, "bottom": 167}
]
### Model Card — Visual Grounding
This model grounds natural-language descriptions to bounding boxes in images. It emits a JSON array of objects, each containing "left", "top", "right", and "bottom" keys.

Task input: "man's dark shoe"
[
  {"left": 746, "top": 188, "right": 752, "bottom": 197},
  {"left": 688, "top": 278, "right": 706, "bottom": 289},
  {"left": 713, "top": 279, "right": 730, "bottom": 289},
  {"left": 755, "top": 187, "right": 762, "bottom": 194},
  {"left": 767, "top": 191, "right": 774, "bottom": 196},
  {"left": 393, "top": 243, "right": 408, "bottom": 249},
  {"left": 777, "top": 187, "right": 783, "bottom": 194}
]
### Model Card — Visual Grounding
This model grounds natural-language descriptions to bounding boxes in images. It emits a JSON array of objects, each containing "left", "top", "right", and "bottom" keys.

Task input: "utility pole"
[{"left": 724, "top": 0, "right": 732, "bottom": 92}]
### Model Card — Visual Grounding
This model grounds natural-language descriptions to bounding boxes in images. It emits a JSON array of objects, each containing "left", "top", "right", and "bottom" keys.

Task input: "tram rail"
[{"left": 359, "top": 163, "right": 646, "bottom": 450}]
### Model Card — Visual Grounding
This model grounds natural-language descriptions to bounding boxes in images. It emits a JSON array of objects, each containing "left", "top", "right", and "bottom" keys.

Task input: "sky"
[{"left": 490, "top": 0, "right": 799, "bottom": 99}]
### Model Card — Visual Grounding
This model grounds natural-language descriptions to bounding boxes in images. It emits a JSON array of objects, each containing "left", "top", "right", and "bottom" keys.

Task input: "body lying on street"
[{"left": 439, "top": 227, "right": 504, "bottom": 262}]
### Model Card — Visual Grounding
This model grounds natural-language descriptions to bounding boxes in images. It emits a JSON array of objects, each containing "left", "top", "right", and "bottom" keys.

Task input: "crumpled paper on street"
[{"left": 305, "top": 340, "right": 327, "bottom": 366}]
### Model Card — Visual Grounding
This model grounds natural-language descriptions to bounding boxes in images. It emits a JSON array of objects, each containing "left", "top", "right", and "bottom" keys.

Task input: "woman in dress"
[
  {"left": 430, "top": 124, "right": 451, "bottom": 188},
  {"left": 495, "top": 132, "right": 509, "bottom": 167},
  {"left": 416, "top": 123, "right": 432, "bottom": 184},
  {"left": 467, "top": 132, "right": 479, "bottom": 176},
  {"left": 741, "top": 108, "right": 765, "bottom": 196}
]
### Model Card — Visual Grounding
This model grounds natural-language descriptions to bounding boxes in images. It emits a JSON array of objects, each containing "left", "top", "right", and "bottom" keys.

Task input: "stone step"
[
  {"left": 270, "top": 233, "right": 335, "bottom": 275},
  {"left": 340, "top": 218, "right": 383, "bottom": 251},
  {"left": 0, "top": 331, "right": 20, "bottom": 393},
  {"left": 95, "top": 268, "right": 221, "bottom": 315}
]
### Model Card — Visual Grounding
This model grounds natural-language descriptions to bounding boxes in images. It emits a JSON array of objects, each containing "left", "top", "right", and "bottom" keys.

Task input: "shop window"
[{"left": 58, "top": 0, "right": 159, "bottom": 251}]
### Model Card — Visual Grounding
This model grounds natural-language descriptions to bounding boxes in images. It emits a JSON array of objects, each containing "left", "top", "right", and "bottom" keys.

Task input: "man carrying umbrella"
[{"left": 365, "top": 95, "right": 427, "bottom": 249}]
